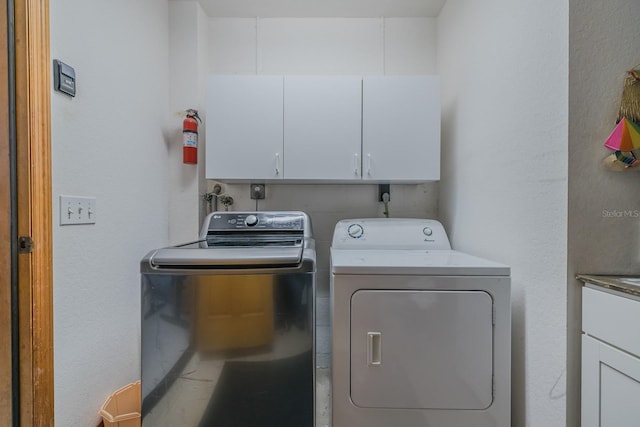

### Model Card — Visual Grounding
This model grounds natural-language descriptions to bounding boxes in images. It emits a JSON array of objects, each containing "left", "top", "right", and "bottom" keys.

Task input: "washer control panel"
[
  {"left": 201, "top": 211, "right": 307, "bottom": 235},
  {"left": 332, "top": 218, "right": 451, "bottom": 250}
]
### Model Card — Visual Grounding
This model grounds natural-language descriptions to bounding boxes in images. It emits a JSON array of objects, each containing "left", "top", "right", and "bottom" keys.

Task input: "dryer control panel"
[{"left": 332, "top": 218, "right": 451, "bottom": 250}]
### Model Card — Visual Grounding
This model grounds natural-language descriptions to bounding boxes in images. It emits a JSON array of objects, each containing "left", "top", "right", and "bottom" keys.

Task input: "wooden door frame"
[
  {"left": 13, "top": 0, "right": 54, "bottom": 425},
  {"left": 1, "top": 0, "right": 14, "bottom": 423}
]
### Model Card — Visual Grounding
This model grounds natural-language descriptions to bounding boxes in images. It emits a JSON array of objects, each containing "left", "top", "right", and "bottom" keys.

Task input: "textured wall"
[
  {"left": 567, "top": 1, "right": 640, "bottom": 425},
  {"left": 50, "top": 1, "right": 170, "bottom": 425},
  {"left": 438, "top": 1, "right": 569, "bottom": 425}
]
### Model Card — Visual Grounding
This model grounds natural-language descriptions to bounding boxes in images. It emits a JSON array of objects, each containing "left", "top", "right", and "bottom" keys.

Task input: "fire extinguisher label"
[{"left": 183, "top": 132, "right": 197, "bottom": 147}]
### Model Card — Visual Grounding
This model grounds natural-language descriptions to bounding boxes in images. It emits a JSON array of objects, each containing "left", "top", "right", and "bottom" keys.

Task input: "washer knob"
[
  {"left": 423, "top": 227, "right": 433, "bottom": 236},
  {"left": 245, "top": 215, "right": 259, "bottom": 226},
  {"left": 347, "top": 224, "right": 364, "bottom": 239}
]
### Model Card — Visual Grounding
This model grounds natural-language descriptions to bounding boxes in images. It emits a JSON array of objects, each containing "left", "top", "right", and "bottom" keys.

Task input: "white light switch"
[{"left": 60, "top": 195, "right": 96, "bottom": 225}]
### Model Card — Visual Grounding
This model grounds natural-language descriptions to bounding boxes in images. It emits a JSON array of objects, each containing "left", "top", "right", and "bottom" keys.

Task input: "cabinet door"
[
  {"left": 582, "top": 334, "right": 640, "bottom": 427},
  {"left": 362, "top": 76, "right": 440, "bottom": 182},
  {"left": 284, "top": 76, "right": 362, "bottom": 180},
  {"left": 206, "top": 76, "right": 284, "bottom": 180}
]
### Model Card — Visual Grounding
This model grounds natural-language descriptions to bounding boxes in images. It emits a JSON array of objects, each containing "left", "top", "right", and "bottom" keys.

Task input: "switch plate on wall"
[{"left": 60, "top": 195, "right": 96, "bottom": 225}]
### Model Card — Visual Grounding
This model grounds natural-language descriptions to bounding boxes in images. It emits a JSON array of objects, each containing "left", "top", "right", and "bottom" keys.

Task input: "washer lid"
[
  {"left": 331, "top": 249, "right": 510, "bottom": 276},
  {"left": 149, "top": 246, "right": 304, "bottom": 268}
]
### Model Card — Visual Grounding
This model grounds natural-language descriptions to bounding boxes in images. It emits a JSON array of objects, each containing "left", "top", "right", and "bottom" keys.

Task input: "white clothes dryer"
[{"left": 330, "top": 218, "right": 510, "bottom": 427}]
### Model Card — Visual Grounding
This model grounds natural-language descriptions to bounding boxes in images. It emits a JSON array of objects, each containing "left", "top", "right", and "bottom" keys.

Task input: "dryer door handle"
[{"left": 367, "top": 332, "right": 382, "bottom": 366}]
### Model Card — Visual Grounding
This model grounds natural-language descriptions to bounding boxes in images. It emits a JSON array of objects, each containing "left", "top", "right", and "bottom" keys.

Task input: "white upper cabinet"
[
  {"left": 206, "top": 75, "right": 441, "bottom": 182},
  {"left": 284, "top": 76, "right": 362, "bottom": 180},
  {"left": 206, "top": 76, "right": 284, "bottom": 181},
  {"left": 362, "top": 76, "right": 440, "bottom": 182}
]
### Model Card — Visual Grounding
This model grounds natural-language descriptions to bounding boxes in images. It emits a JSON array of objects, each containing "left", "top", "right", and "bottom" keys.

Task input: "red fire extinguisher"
[{"left": 183, "top": 109, "right": 201, "bottom": 164}]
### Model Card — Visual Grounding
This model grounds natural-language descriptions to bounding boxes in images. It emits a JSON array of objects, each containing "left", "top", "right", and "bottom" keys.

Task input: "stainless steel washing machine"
[
  {"left": 331, "top": 218, "right": 511, "bottom": 427},
  {"left": 141, "top": 211, "right": 315, "bottom": 427}
]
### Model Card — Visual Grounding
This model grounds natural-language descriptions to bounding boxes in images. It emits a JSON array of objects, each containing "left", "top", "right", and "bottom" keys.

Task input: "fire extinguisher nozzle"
[{"left": 186, "top": 109, "right": 201, "bottom": 122}]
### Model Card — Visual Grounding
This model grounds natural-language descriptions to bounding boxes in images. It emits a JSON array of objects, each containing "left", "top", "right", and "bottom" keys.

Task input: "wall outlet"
[{"left": 60, "top": 195, "right": 96, "bottom": 225}]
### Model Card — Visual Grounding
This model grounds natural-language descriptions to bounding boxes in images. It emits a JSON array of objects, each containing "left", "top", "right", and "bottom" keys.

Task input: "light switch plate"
[{"left": 60, "top": 195, "right": 96, "bottom": 225}]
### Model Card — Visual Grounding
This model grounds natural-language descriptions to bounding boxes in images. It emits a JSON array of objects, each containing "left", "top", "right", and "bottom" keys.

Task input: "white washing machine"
[{"left": 330, "top": 218, "right": 510, "bottom": 427}]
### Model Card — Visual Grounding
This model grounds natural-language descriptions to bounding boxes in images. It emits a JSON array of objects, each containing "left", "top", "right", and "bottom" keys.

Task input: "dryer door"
[{"left": 350, "top": 290, "right": 493, "bottom": 410}]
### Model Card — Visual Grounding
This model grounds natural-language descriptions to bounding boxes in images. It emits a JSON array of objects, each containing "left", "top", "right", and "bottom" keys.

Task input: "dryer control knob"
[
  {"left": 245, "top": 215, "right": 259, "bottom": 226},
  {"left": 423, "top": 227, "right": 433, "bottom": 236},
  {"left": 347, "top": 224, "right": 364, "bottom": 239}
]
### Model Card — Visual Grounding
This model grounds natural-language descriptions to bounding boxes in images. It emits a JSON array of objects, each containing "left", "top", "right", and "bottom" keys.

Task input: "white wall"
[
  {"left": 168, "top": 2, "right": 210, "bottom": 243},
  {"left": 438, "top": 1, "right": 568, "bottom": 426},
  {"left": 207, "top": 17, "right": 437, "bottom": 75},
  {"left": 180, "top": 13, "right": 440, "bottom": 366},
  {"left": 567, "top": 1, "right": 640, "bottom": 425},
  {"left": 50, "top": 1, "right": 170, "bottom": 425}
]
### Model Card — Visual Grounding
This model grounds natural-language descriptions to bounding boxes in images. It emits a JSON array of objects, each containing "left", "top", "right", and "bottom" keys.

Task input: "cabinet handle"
[
  {"left": 275, "top": 153, "right": 280, "bottom": 176},
  {"left": 367, "top": 332, "right": 382, "bottom": 366},
  {"left": 354, "top": 153, "right": 359, "bottom": 176},
  {"left": 367, "top": 153, "right": 372, "bottom": 176}
]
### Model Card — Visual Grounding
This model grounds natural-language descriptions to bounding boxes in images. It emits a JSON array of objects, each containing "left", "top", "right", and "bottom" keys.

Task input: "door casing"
[{"left": 13, "top": 0, "right": 54, "bottom": 425}]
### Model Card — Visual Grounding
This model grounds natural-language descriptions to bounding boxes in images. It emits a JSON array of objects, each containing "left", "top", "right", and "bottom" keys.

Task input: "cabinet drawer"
[{"left": 583, "top": 287, "right": 640, "bottom": 356}]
